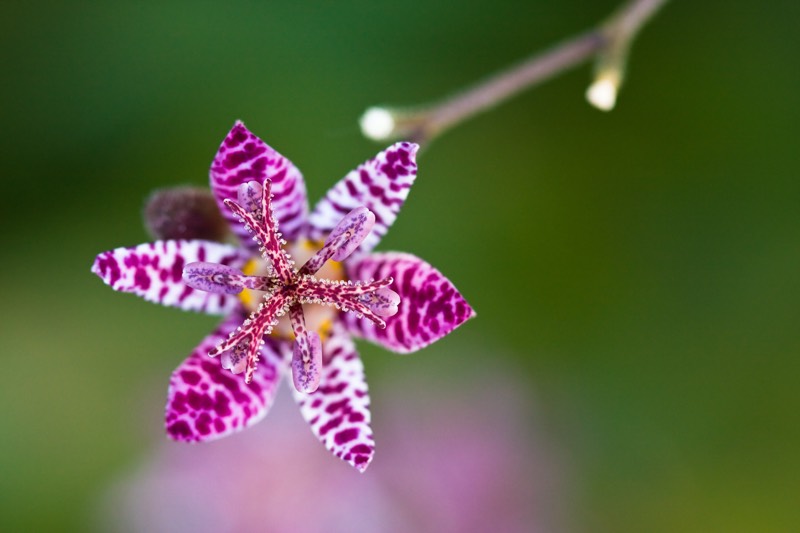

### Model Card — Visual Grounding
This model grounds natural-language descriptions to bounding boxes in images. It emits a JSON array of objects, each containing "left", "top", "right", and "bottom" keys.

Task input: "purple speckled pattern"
[
  {"left": 289, "top": 304, "right": 323, "bottom": 393},
  {"left": 210, "top": 121, "right": 309, "bottom": 247},
  {"left": 92, "top": 121, "right": 474, "bottom": 472},
  {"left": 307, "top": 142, "right": 418, "bottom": 257},
  {"left": 344, "top": 252, "right": 476, "bottom": 353},
  {"left": 223, "top": 179, "right": 294, "bottom": 284},
  {"left": 91, "top": 240, "right": 248, "bottom": 314},
  {"left": 292, "top": 323, "right": 375, "bottom": 472},
  {"left": 165, "top": 314, "right": 286, "bottom": 442}
]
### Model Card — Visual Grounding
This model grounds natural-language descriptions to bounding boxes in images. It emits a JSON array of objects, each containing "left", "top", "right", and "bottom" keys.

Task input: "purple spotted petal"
[
  {"left": 292, "top": 324, "right": 374, "bottom": 472},
  {"left": 307, "top": 142, "right": 418, "bottom": 257},
  {"left": 210, "top": 121, "right": 309, "bottom": 249},
  {"left": 165, "top": 314, "right": 288, "bottom": 442},
  {"left": 91, "top": 240, "right": 249, "bottom": 314},
  {"left": 343, "top": 252, "right": 475, "bottom": 353}
]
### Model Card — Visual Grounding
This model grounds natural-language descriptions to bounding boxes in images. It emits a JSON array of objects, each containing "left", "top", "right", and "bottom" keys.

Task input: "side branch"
[{"left": 360, "top": 0, "right": 668, "bottom": 146}]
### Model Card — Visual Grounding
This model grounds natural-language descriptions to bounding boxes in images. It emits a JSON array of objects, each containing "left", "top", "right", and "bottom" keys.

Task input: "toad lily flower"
[{"left": 92, "top": 121, "right": 474, "bottom": 471}]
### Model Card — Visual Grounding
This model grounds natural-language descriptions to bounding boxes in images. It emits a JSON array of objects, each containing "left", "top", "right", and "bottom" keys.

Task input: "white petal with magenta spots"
[
  {"left": 165, "top": 314, "right": 289, "bottom": 442},
  {"left": 292, "top": 324, "right": 375, "bottom": 472},
  {"left": 210, "top": 121, "right": 309, "bottom": 248},
  {"left": 91, "top": 240, "right": 249, "bottom": 314},
  {"left": 343, "top": 252, "right": 475, "bottom": 353},
  {"left": 307, "top": 142, "right": 418, "bottom": 257}
]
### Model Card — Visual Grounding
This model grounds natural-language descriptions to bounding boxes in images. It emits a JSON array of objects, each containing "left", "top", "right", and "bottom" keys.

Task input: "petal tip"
[{"left": 354, "top": 459, "right": 372, "bottom": 473}]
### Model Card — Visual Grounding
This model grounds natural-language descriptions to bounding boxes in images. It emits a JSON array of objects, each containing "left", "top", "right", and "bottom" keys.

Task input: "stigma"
[{"left": 182, "top": 180, "right": 399, "bottom": 392}]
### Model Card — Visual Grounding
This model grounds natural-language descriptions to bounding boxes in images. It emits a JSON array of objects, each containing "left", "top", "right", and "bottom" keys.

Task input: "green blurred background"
[{"left": 2, "top": 1, "right": 798, "bottom": 531}]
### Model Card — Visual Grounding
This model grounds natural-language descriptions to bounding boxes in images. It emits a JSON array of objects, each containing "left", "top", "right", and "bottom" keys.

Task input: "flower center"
[
  {"left": 239, "top": 239, "right": 345, "bottom": 340},
  {"left": 182, "top": 179, "right": 400, "bottom": 393}
]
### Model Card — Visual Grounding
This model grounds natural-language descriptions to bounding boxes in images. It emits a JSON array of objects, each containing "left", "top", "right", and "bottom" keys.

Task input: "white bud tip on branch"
[
  {"left": 360, "top": 107, "right": 396, "bottom": 141},
  {"left": 586, "top": 78, "right": 618, "bottom": 111}
]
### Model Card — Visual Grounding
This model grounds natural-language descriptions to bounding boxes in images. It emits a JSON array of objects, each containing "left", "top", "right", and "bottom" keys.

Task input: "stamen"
[
  {"left": 183, "top": 261, "right": 276, "bottom": 294},
  {"left": 224, "top": 180, "right": 294, "bottom": 283},
  {"left": 208, "top": 293, "right": 289, "bottom": 383},
  {"left": 220, "top": 337, "right": 249, "bottom": 374},
  {"left": 326, "top": 207, "right": 375, "bottom": 262},
  {"left": 358, "top": 287, "right": 400, "bottom": 317},
  {"left": 183, "top": 262, "right": 250, "bottom": 295},
  {"left": 289, "top": 304, "right": 322, "bottom": 393},
  {"left": 296, "top": 276, "right": 395, "bottom": 328},
  {"left": 300, "top": 207, "right": 375, "bottom": 275},
  {"left": 237, "top": 181, "right": 263, "bottom": 218}
]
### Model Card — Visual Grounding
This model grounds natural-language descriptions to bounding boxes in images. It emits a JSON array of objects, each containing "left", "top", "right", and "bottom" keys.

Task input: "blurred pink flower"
[{"left": 98, "top": 365, "right": 565, "bottom": 533}]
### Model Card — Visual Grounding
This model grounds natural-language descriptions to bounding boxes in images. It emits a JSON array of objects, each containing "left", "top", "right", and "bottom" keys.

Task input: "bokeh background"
[{"left": 2, "top": 1, "right": 798, "bottom": 531}]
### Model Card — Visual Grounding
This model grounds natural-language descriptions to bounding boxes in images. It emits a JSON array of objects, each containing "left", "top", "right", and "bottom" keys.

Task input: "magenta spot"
[
  {"left": 171, "top": 255, "right": 185, "bottom": 283},
  {"left": 95, "top": 255, "right": 120, "bottom": 285},
  {"left": 325, "top": 398, "right": 350, "bottom": 414},
  {"left": 228, "top": 127, "right": 247, "bottom": 146},
  {"left": 407, "top": 306, "right": 420, "bottom": 335},
  {"left": 334, "top": 427, "right": 359, "bottom": 445},
  {"left": 380, "top": 162, "right": 398, "bottom": 179},
  {"left": 214, "top": 419, "right": 226, "bottom": 433},
  {"left": 213, "top": 391, "right": 232, "bottom": 416},
  {"left": 318, "top": 382, "right": 347, "bottom": 395},
  {"left": 270, "top": 167, "right": 287, "bottom": 185},
  {"left": 171, "top": 392, "right": 188, "bottom": 414},
  {"left": 198, "top": 247, "right": 206, "bottom": 262},
  {"left": 354, "top": 454, "right": 369, "bottom": 465},
  {"left": 196, "top": 412, "right": 212, "bottom": 435},
  {"left": 311, "top": 398, "right": 323, "bottom": 409},
  {"left": 319, "top": 416, "right": 343, "bottom": 436},
  {"left": 180, "top": 370, "right": 202, "bottom": 386},
  {"left": 201, "top": 360, "right": 250, "bottom": 404},
  {"left": 124, "top": 254, "right": 139, "bottom": 268},
  {"left": 187, "top": 389, "right": 213, "bottom": 410},
  {"left": 394, "top": 321, "right": 406, "bottom": 346},
  {"left": 348, "top": 412, "right": 365, "bottom": 423},
  {"left": 351, "top": 444, "right": 372, "bottom": 454},
  {"left": 224, "top": 151, "right": 248, "bottom": 169},
  {"left": 398, "top": 148, "right": 411, "bottom": 166},
  {"left": 134, "top": 268, "right": 151, "bottom": 290},
  {"left": 345, "top": 179, "right": 358, "bottom": 197},
  {"left": 167, "top": 420, "right": 193, "bottom": 440}
]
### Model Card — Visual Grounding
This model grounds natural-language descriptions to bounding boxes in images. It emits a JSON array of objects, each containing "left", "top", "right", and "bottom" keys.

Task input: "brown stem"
[{"left": 360, "top": 0, "right": 669, "bottom": 146}]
